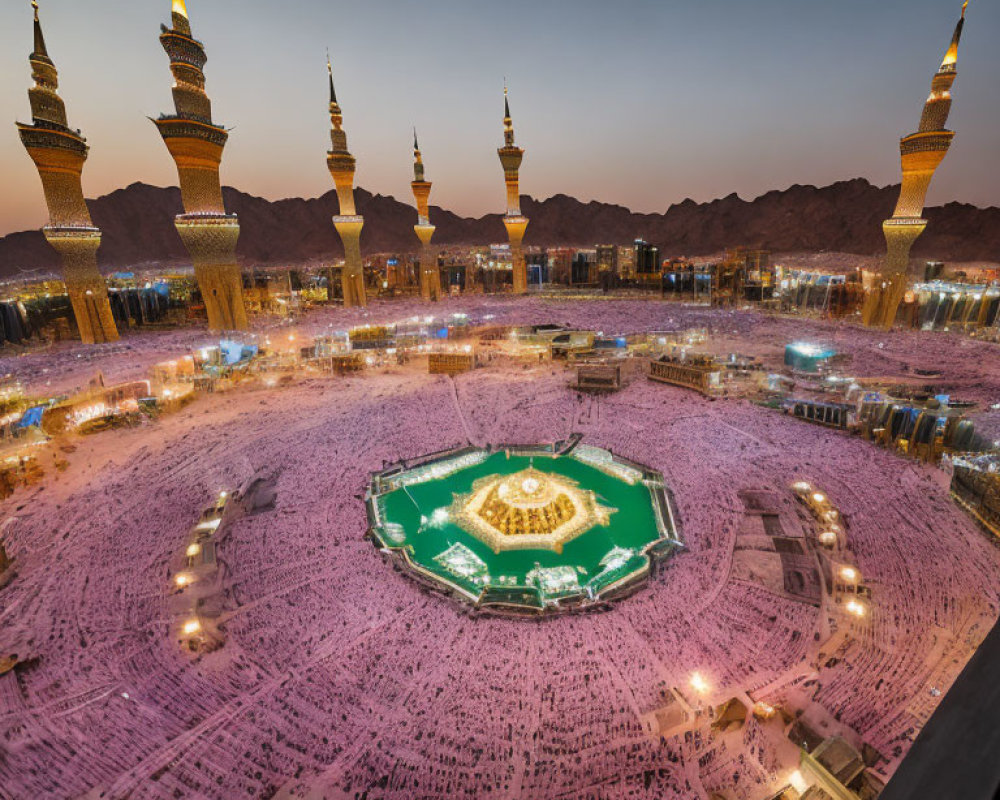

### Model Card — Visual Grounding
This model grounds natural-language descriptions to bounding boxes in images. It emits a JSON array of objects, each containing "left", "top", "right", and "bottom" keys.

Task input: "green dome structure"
[{"left": 366, "top": 436, "right": 681, "bottom": 615}]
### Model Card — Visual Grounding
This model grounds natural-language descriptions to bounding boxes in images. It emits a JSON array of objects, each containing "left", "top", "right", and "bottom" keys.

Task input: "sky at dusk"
[{"left": 1, "top": 0, "right": 998, "bottom": 236}]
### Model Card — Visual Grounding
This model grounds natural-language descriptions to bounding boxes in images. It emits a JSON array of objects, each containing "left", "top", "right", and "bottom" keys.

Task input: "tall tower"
[
  {"left": 498, "top": 86, "right": 529, "bottom": 294},
  {"left": 326, "top": 57, "right": 367, "bottom": 308},
  {"left": 153, "top": 0, "right": 248, "bottom": 331},
  {"left": 411, "top": 131, "right": 440, "bottom": 302},
  {"left": 16, "top": 1, "right": 119, "bottom": 344},
  {"left": 863, "top": 2, "right": 969, "bottom": 329}
]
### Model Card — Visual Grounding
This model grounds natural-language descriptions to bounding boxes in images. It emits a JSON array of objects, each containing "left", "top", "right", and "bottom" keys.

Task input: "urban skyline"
[{"left": 2, "top": 0, "right": 999, "bottom": 237}]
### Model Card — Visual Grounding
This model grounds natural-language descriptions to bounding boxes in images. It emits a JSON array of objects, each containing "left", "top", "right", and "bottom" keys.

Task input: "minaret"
[
  {"left": 863, "top": 2, "right": 969, "bottom": 329},
  {"left": 498, "top": 85, "right": 529, "bottom": 294},
  {"left": 326, "top": 56, "right": 367, "bottom": 308},
  {"left": 16, "top": 1, "right": 119, "bottom": 344},
  {"left": 153, "top": 0, "right": 249, "bottom": 331},
  {"left": 411, "top": 130, "right": 440, "bottom": 302}
]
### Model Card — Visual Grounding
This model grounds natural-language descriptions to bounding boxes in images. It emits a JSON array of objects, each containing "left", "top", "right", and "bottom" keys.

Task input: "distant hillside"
[{"left": 0, "top": 178, "right": 997, "bottom": 276}]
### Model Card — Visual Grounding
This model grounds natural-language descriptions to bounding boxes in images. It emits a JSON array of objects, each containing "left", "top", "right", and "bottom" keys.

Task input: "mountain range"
[{"left": 1, "top": 178, "right": 997, "bottom": 277}]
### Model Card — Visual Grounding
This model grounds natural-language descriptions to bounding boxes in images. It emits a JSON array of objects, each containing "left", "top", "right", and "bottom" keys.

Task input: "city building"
[
  {"left": 498, "top": 86, "right": 528, "bottom": 293},
  {"left": 153, "top": 0, "right": 249, "bottom": 332},
  {"left": 571, "top": 250, "right": 597, "bottom": 285},
  {"left": 634, "top": 239, "right": 662, "bottom": 289},
  {"left": 16, "top": 1, "right": 119, "bottom": 344},
  {"left": 617, "top": 244, "right": 637, "bottom": 278},
  {"left": 548, "top": 247, "right": 575, "bottom": 285},
  {"left": 525, "top": 250, "right": 549, "bottom": 287},
  {"left": 634, "top": 239, "right": 661, "bottom": 276},
  {"left": 863, "top": 3, "right": 969, "bottom": 329},
  {"left": 326, "top": 56, "right": 367, "bottom": 308},
  {"left": 596, "top": 245, "right": 618, "bottom": 276}
]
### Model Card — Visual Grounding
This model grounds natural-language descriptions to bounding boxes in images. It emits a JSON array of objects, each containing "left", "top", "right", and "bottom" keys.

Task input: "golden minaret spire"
[
  {"left": 503, "top": 82, "right": 515, "bottom": 146},
  {"left": 411, "top": 129, "right": 440, "bottom": 301},
  {"left": 16, "top": 0, "right": 120, "bottom": 344},
  {"left": 326, "top": 54, "right": 367, "bottom": 307},
  {"left": 498, "top": 82, "right": 529, "bottom": 294},
  {"left": 862, "top": 1, "right": 970, "bottom": 328},
  {"left": 154, "top": 0, "right": 248, "bottom": 331},
  {"left": 171, "top": 0, "right": 191, "bottom": 35},
  {"left": 940, "top": 1, "right": 968, "bottom": 68}
]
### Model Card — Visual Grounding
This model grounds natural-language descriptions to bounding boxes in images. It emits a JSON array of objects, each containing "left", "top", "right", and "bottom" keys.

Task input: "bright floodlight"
[
  {"left": 840, "top": 567, "right": 859, "bottom": 583},
  {"left": 789, "top": 770, "right": 809, "bottom": 793}
]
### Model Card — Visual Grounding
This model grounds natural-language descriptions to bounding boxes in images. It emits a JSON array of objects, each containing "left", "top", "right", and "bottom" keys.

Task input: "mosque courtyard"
[{"left": 1, "top": 297, "right": 998, "bottom": 798}]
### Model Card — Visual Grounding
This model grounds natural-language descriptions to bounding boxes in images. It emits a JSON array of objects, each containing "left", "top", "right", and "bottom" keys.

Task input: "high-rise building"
[
  {"left": 326, "top": 57, "right": 367, "bottom": 308},
  {"left": 154, "top": 0, "right": 248, "bottom": 331},
  {"left": 498, "top": 86, "right": 529, "bottom": 294},
  {"left": 863, "top": 2, "right": 969, "bottom": 329},
  {"left": 411, "top": 131, "right": 440, "bottom": 302},
  {"left": 634, "top": 240, "right": 661, "bottom": 276},
  {"left": 571, "top": 250, "right": 597, "bottom": 285},
  {"left": 596, "top": 245, "right": 618, "bottom": 276},
  {"left": 525, "top": 250, "right": 549, "bottom": 286},
  {"left": 617, "top": 245, "right": 636, "bottom": 278},
  {"left": 16, "top": 1, "right": 119, "bottom": 344},
  {"left": 548, "top": 247, "right": 575, "bottom": 285}
]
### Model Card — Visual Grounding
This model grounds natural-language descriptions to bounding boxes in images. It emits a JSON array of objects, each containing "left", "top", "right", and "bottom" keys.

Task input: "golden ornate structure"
[
  {"left": 326, "top": 57, "right": 367, "bottom": 308},
  {"left": 153, "top": 0, "right": 249, "bottom": 331},
  {"left": 498, "top": 86, "right": 529, "bottom": 293},
  {"left": 453, "top": 467, "right": 615, "bottom": 553},
  {"left": 863, "top": 3, "right": 970, "bottom": 329},
  {"left": 16, "top": 1, "right": 119, "bottom": 344},
  {"left": 411, "top": 131, "right": 440, "bottom": 302}
]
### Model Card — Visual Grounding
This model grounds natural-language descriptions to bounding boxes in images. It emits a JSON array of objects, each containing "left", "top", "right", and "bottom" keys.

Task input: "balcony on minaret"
[
  {"left": 155, "top": 117, "right": 229, "bottom": 148},
  {"left": 160, "top": 30, "right": 208, "bottom": 70}
]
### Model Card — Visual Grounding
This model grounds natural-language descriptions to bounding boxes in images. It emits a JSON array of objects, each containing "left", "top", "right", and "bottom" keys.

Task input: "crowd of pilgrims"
[{"left": 1, "top": 297, "right": 1000, "bottom": 798}]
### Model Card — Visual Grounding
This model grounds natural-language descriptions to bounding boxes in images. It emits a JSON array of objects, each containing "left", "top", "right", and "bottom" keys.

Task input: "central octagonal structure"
[
  {"left": 454, "top": 466, "right": 616, "bottom": 553},
  {"left": 366, "top": 437, "right": 681, "bottom": 614}
]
